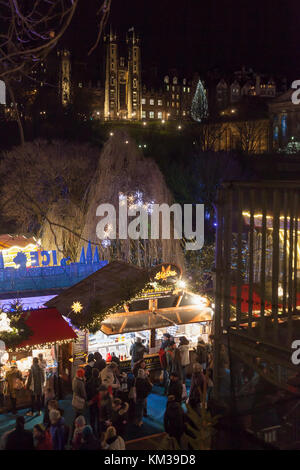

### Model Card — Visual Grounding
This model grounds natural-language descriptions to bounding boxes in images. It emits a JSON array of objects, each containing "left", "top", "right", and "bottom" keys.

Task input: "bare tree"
[
  {"left": 0, "top": 139, "right": 99, "bottom": 257},
  {"left": 195, "top": 122, "right": 228, "bottom": 152},
  {"left": 0, "top": 0, "right": 112, "bottom": 144},
  {"left": 233, "top": 119, "right": 268, "bottom": 154}
]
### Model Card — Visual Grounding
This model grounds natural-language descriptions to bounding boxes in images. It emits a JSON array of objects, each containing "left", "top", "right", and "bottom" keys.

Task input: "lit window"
[
  {"left": 142, "top": 111, "right": 146, "bottom": 119},
  {"left": 176, "top": 102, "right": 179, "bottom": 108},
  {"left": 173, "top": 77, "right": 178, "bottom": 85},
  {"left": 158, "top": 111, "right": 163, "bottom": 119},
  {"left": 172, "top": 102, "right": 175, "bottom": 107},
  {"left": 166, "top": 85, "right": 169, "bottom": 91},
  {"left": 183, "top": 87, "right": 186, "bottom": 92},
  {"left": 176, "top": 94, "right": 179, "bottom": 99},
  {"left": 158, "top": 99, "right": 162, "bottom": 106},
  {"left": 172, "top": 94, "right": 175, "bottom": 99},
  {"left": 142, "top": 98, "right": 146, "bottom": 104},
  {"left": 187, "top": 87, "right": 190, "bottom": 93},
  {"left": 182, "top": 111, "right": 186, "bottom": 116},
  {"left": 150, "top": 99, "right": 154, "bottom": 105},
  {"left": 78, "top": 83, "right": 83, "bottom": 88},
  {"left": 172, "top": 86, "right": 175, "bottom": 91},
  {"left": 149, "top": 111, "right": 154, "bottom": 119}
]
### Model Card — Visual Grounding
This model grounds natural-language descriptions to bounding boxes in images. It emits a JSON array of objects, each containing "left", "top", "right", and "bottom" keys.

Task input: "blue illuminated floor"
[{"left": 0, "top": 382, "right": 190, "bottom": 444}]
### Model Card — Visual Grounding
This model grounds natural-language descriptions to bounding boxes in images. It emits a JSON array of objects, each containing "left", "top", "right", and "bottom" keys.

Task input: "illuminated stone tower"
[
  {"left": 58, "top": 49, "right": 71, "bottom": 107},
  {"left": 104, "top": 27, "right": 142, "bottom": 120}
]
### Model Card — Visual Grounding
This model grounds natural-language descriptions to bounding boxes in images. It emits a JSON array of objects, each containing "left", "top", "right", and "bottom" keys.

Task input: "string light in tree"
[{"left": 191, "top": 79, "right": 208, "bottom": 123}]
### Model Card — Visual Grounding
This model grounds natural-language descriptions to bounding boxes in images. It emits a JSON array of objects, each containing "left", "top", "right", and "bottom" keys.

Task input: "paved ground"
[{"left": 0, "top": 383, "right": 184, "bottom": 448}]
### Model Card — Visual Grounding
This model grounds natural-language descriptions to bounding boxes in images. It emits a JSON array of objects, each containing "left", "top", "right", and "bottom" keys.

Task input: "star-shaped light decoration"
[{"left": 71, "top": 301, "right": 83, "bottom": 314}]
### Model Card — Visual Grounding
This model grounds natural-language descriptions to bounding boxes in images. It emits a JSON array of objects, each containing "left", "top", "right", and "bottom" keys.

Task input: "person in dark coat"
[
  {"left": 89, "top": 385, "right": 113, "bottom": 437},
  {"left": 111, "top": 398, "right": 129, "bottom": 438},
  {"left": 189, "top": 363, "right": 206, "bottom": 413},
  {"left": 93, "top": 352, "right": 106, "bottom": 372},
  {"left": 130, "top": 337, "right": 148, "bottom": 369},
  {"left": 86, "top": 367, "right": 100, "bottom": 436},
  {"left": 79, "top": 425, "right": 101, "bottom": 450},
  {"left": 84, "top": 354, "right": 95, "bottom": 380},
  {"left": 26, "top": 357, "right": 45, "bottom": 416},
  {"left": 168, "top": 372, "right": 183, "bottom": 403},
  {"left": 164, "top": 395, "right": 186, "bottom": 446},
  {"left": 111, "top": 352, "right": 121, "bottom": 367},
  {"left": 135, "top": 369, "right": 152, "bottom": 426},
  {"left": 159, "top": 333, "right": 172, "bottom": 394},
  {"left": 4, "top": 416, "right": 34, "bottom": 450}
]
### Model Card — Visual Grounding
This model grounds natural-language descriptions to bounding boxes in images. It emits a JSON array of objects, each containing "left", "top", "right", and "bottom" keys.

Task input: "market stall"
[
  {"left": 0, "top": 307, "right": 77, "bottom": 412},
  {"left": 46, "top": 261, "right": 213, "bottom": 377}
]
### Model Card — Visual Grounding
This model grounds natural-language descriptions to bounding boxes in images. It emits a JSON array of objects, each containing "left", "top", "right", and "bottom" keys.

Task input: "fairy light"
[
  {"left": 11, "top": 338, "right": 74, "bottom": 353},
  {"left": 71, "top": 301, "right": 83, "bottom": 313}
]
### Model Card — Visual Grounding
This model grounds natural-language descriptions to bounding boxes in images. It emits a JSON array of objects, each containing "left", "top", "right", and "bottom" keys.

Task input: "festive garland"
[
  {"left": 67, "top": 273, "right": 159, "bottom": 333},
  {"left": 0, "top": 302, "right": 33, "bottom": 351}
]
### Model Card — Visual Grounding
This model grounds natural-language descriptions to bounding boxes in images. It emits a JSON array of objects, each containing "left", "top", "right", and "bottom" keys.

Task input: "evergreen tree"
[{"left": 191, "top": 79, "right": 208, "bottom": 122}]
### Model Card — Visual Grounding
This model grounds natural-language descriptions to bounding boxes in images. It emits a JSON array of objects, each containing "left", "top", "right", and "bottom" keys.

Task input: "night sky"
[{"left": 64, "top": 0, "right": 300, "bottom": 80}]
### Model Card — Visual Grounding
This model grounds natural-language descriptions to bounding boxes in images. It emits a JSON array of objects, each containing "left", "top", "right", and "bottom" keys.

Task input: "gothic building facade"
[{"left": 104, "top": 28, "right": 142, "bottom": 120}]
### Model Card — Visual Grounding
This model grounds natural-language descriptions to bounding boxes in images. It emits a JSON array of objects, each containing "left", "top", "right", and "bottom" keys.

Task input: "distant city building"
[{"left": 104, "top": 28, "right": 142, "bottom": 120}]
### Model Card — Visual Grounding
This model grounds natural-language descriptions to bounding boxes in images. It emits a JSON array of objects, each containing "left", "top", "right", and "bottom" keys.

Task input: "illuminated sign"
[
  {"left": 152, "top": 263, "right": 182, "bottom": 284},
  {"left": 1, "top": 244, "right": 58, "bottom": 269}
]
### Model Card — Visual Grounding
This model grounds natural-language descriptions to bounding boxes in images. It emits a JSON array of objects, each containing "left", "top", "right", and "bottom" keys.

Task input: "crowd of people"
[{"left": 0, "top": 334, "right": 214, "bottom": 450}]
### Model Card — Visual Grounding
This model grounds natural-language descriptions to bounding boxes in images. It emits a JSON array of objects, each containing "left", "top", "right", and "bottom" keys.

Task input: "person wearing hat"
[
  {"left": 5, "top": 361, "right": 23, "bottom": 415},
  {"left": 79, "top": 425, "right": 101, "bottom": 450}
]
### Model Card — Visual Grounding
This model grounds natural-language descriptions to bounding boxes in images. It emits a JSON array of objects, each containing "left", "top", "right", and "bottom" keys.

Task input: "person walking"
[
  {"left": 130, "top": 337, "right": 148, "bottom": 369},
  {"left": 26, "top": 357, "right": 45, "bottom": 416},
  {"left": 5, "top": 361, "right": 23, "bottom": 415},
  {"left": 178, "top": 336, "right": 190, "bottom": 384},
  {"left": 3, "top": 416, "right": 34, "bottom": 450},
  {"left": 86, "top": 367, "right": 100, "bottom": 436},
  {"left": 135, "top": 369, "right": 152, "bottom": 427}
]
